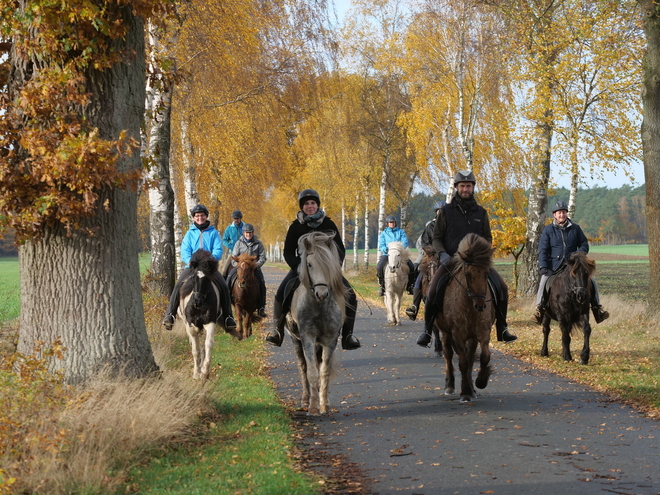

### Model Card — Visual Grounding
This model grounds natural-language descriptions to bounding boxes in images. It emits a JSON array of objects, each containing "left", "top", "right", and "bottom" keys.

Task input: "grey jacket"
[{"left": 231, "top": 235, "right": 267, "bottom": 268}]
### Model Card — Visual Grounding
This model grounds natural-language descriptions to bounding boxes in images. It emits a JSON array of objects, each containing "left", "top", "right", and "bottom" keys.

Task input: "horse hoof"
[
  {"left": 307, "top": 408, "right": 321, "bottom": 416},
  {"left": 444, "top": 388, "right": 455, "bottom": 395},
  {"left": 460, "top": 396, "right": 473, "bottom": 403}
]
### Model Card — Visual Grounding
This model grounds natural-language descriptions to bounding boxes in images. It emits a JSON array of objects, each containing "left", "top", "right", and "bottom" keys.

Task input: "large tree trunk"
[
  {"left": 640, "top": 0, "right": 660, "bottom": 309},
  {"left": 16, "top": 10, "right": 158, "bottom": 383}
]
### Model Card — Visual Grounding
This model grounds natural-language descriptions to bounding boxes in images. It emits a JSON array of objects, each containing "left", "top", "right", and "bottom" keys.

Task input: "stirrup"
[
  {"left": 225, "top": 316, "right": 237, "bottom": 331},
  {"left": 342, "top": 334, "right": 361, "bottom": 350},
  {"left": 405, "top": 305, "right": 417, "bottom": 321},
  {"left": 416, "top": 331, "right": 432, "bottom": 348},
  {"left": 265, "top": 329, "right": 283, "bottom": 347},
  {"left": 162, "top": 314, "right": 175, "bottom": 331}
]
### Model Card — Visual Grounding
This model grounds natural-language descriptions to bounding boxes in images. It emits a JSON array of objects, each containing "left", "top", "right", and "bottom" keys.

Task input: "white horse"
[
  {"left": 384, "top": 241, "right": 410, "bottom": 325},
  {"left": 286, "top": 231, "right": 346, "bottom": 415}
]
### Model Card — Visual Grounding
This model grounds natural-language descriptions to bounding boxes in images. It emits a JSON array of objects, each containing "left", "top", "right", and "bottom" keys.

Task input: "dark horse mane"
[
  {"left": 452, "top": 233, "right": 494, "bottom": 271},
  {"left": 566, "top": 251, "right": 596, "bottom": 278},
  {"left": 189, "top": 249, "right": 219, "bottom": 275},
  {"left": 419, "top": 245, "right": 437, "bottom": 276}
]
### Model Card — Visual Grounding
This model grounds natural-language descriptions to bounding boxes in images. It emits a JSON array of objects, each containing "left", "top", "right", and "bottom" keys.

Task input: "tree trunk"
[
  {"left": 640, "top": 0, "right": 660, "bottom": 309},
  {"left": 16, "top": 10, "right": 158, "bottom": 383},
  {"left": 363, "top": 193, "right": 371, "bottom": 270},
  {"left": 353, "top": 194, "right": 360, "bottom": 270}
]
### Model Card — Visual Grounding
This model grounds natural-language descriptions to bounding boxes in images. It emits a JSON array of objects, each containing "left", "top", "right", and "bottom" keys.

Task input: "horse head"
[
  {"left": 566, "top": 251, "right": 595, "bottom": 304},
  {"left": 387, "top": 242, "right": 409, "bottom": 273},
  {"left": 298, "top": 231, "right": 343, "bottom": 303},
  {"left": 188, "top": 250, "right": 218, "bottom": 308},
  {"left": 455, "top": 234, "right": 494, "bottom": 312},
  {"left": 233, "top": 254, "right": 257, "bottom": 289}
]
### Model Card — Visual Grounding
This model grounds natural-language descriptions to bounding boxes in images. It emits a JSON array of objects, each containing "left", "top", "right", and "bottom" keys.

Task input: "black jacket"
[
  {"left": 283, "top": 215, "right": 345, "bottom": 272},
  {"left": 538, "top": 220, "right": 589, "bottom": 272},
  {"left": 432, "top": 197, "right": 491, "bottom": 256}
]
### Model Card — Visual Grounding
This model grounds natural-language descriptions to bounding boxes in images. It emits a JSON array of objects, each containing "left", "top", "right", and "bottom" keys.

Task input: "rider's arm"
[
  {"left": 482, "top": 210, "right": 493, "bottom": 245},
  {"left": 378, "top": 230, "right": 388, "bottom": 255},
  {"left": 432, "top": 210, "right": 447, "bottom": 255},
  {"left": 538, "top": 227, "right": 551, "bottom": 270}
]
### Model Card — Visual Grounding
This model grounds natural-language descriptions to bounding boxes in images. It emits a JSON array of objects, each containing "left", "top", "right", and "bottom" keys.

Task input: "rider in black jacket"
[
  {"left": 416, "top": 171, "right": 517, "bottom": 348},
  {"left": 264, "top": 189, "right": 361, "bottom": 350}
]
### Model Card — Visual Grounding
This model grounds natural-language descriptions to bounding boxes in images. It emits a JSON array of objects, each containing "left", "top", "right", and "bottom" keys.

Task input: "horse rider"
[
  {"left": 416, "top": 170, "right": 517, "bottom": 347},
  {"left": 228, "top": 223, "right": 268, "bottom": 318},
  {"left": 376, "top": 215, "right": 416, "bottom": 297},
  {"left": 222, "top": 209, "right": 245, "bottom": 254},
  {"left": 406, "top": 200, "right": 446, "bottom": 321},
  {"left": 162, "top": 204, "right": 237, "bottom": 332},
  {"left": 264, "top": 188, "right": 361, "bottom": 350},
  {"left": 534, "top": 200, "right": 609, "bottom": 324}
]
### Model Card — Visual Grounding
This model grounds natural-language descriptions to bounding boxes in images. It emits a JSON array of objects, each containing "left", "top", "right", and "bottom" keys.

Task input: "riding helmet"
[
  {"left": 231, "top": 209, "right": 243, "bottom": 219},
  {"left": 453, "top": 170, "right": 476, "bottom": 185},
  {"left": 433, "top": 200, "right": 446, "bottom": 212},
  {"left": 385, "top": 214, "right": 397, "bottom": 225},
  {"left": 190, "top": 204, "right": 209, "bottom": 217},
  {"left": 552, "top": 200, "right": 569, "bottom": 213},
  {"left": 243, "top": 223, "right": 254, "bottom": 232},
  {"left": 298, "top": 188, "right": 321, "bottom": 210}
]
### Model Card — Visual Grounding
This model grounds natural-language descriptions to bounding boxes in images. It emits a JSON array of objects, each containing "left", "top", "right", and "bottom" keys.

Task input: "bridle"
[{"left": 448, "top": 261, "right": 494, "bottom": 303}]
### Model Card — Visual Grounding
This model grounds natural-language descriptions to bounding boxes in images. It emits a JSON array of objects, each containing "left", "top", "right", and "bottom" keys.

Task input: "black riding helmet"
[
  {"left": 385, "top": 214, "right": 397, "bottom": 225},
  {"left": 243, "top": 223, "right": 254, "bottom": 232},
  {"left": 552, "top": 201, "right": 569, "bottom": 213},
  {"left": 231, "top": 209, "right": 243, "bottom": 219},
  {"left": 190, "top": 204, "right": 209, "bottom": 217},
  {"left": 453, "top": 170, "right": 476, "bottom": 185},
  {"left": 298, "top": 188, "right": 321, "bottom": 210}
]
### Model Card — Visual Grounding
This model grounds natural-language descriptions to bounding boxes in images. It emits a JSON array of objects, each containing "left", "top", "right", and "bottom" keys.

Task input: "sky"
[{"left": 331, "top": 0, "right": 645, "bottom": 190}]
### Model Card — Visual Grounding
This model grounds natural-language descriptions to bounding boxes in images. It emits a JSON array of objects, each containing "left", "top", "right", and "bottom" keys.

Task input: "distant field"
[{"left": 590, "top": 244, "right": 648, "bottom": 257}]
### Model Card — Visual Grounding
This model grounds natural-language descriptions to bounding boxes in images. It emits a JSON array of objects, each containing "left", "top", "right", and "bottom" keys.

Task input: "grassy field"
[{"left": 0, "top": 247, "right": 658, "bottom": 493}]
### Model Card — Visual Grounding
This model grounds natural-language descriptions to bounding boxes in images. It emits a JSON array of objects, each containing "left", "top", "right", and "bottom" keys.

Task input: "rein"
[{"left": 448, "top": 261, "right": 495, "bottom": 303}]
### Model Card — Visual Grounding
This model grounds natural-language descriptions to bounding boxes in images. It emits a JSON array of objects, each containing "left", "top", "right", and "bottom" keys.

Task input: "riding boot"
[
  {"left": 406, "top": 261, "right": 416, "bottom": 294},
  {"left": 265, "top": 298, "right": 285, "bottom": 346},
  {"left": 416, "top": 301, "right": 436, "bottom": 348},
  {"left": 214, "top": 273, "right": 237, "bottom": 331},
  {"left": 406, "top": 288, "right": 422, "bottom": 321},
  {"left": 591, "top": 305, "right": 609, "bottom": 324},
  {"left": 377, "top": 276, "right": 385, "bottom": 297},
  {"left": 341, "top": 292, "right": 361, "bottom": 350}
]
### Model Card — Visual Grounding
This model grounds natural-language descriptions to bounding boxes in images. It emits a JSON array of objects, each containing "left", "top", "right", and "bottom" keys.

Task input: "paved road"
[{"left": 262, "top": 266, "right": 660, "bottom": 495}]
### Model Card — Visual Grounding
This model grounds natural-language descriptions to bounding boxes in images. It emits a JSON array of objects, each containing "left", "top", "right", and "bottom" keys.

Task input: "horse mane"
[
  {"left": 388, "top": 241, "right": 410, "bottom": 261},
  {"left": 234, "top": 253, "right": 258, "bottom": 269},
  {"left": 189, "top": 249, "right": 219, "bottom": 276},
  {"left": 454, "top": 233, "right": 494, "bottom": 270},
  {"left": 419, "top": 246, "right": 437, "bottom": 275},
  {"left": 297, "top": 231, "right": 346, "bottom": 305},
  {"left": 568, "top": 251, "right": 596, "bottom": 278}
]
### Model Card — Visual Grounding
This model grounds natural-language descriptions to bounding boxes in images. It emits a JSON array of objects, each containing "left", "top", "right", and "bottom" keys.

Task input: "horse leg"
[
  {"left": 541, "top": 317, "right": 551, "bottom": 357},
  {"left": 385, "top": 291, "right": 394, "bottom": 324},
  {"left": 580, "top": 316, "right": 591, "bottom": 365},
  {"left": 457, "top": 340, "right": 476, "bottom": 402},
  {"left": 393, "top": 292, "right": 400, "bottom": 325},
  {"left": 245, "top": 312, "right": 252, "bottom": 339},
  {"left": 302, "top": 339, "right": 321, "bottom": 415},
  {"left": 199, "top": 323, "right": 215, "bottom": 380},
  {"left": 560, "top": 319, "right": 573, "bottom": 362},
  {"left": 442, "top": 329, "right": 455, "bottom": 395},
  {"left": 475, "top": 338, "right": 492, "bottom": 390},
  {"left": 433, "top": 323, "right": 442, "bottom": 356},
  {"left": 291, "top": 333, "right": 310, "bottom": 410},
  {"left": 318, "top": 344, "right": 335, "bottom": 414},
  {"left": 187, "top": 326, "right": 202, "bottom": 380}
]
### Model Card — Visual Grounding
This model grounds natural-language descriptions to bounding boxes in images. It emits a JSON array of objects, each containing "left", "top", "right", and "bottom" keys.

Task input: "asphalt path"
[{"left": 262, "top": 266, "right": 660, "bottom": 495}]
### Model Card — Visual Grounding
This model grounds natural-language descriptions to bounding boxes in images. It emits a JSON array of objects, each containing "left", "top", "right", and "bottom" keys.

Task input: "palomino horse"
[
  {"left": 178, "top": 250, "right": 227, "bottom": 379},
  {"left": 286, "top": 231, "right": 346, "bottom": 415},
  {"left": 435, "top": 233, "right": 495, "bottom": 402},
  {"left": 540, "top": 251, "right": 595, "bottom": 364},
  {"left": 384, "top": 241, "right": 410, "bottom": 325},
  {"left": 419, "top": 246, "right": 442, "bottom": 355},
  {"left": 231, "top": 253, "right": 261, "bottom": 340}
]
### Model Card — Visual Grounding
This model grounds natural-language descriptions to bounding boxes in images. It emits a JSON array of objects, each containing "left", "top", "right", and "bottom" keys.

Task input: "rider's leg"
[
  {"left": 406, "top": 273, "right": 423, "bottom": 320},
  {"left": 489, "top": 269, "right": 517, "bottom": 342},
  {"left": 376, "top": 255, "right": 387, "bottom": 297},
  {"left": 406, "top": 259, "right": 416, "bottom": 294},
  {"left": 256, "top": 268, "right": 267, "bottom": 317},
  {"left": 162, "top": 268, "right": 191, "bottom": 330},
  {"left": 266, "top": 270, "right": 297, "bottom": 346},
  {"left": 534, "top": 273, "right": 550, "bottom": 324},
  {"left": 213, "top": 272, "right": 237, "bottom": 331},
  {"left": 416, "top": 265, "right": 447, "bottom": 347},
  {"left": 341, "top": 281, "right": 361, "bottom": 350},
  {"left": 590, "top": 278, "right": 609, "bottom": 323}
]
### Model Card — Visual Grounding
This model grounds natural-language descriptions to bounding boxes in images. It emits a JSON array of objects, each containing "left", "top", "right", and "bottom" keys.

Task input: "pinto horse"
[
  {"left": 286, "top": 231, "right": 346, "bottom": 415},
  {"left": 540, "top": 251, "right": 595, "bottom": 364},
  {"left": 178, "top": 249, "right": 225, "bottom": 379},
  {"left": 419, "top": 246, "right": 442, "bottom": 355},
  {"left": 231, "top": 253, "right": 261, "bottom": 340},
  {"left": 435, "top": 233, "right": 495, "bottom": 402},
  {"left": 384, "top": 241, "right": 410, "bottom": 325}
]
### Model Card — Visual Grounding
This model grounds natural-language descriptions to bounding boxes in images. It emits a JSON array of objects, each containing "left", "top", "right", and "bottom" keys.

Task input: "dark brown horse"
[
  {"left": 419, "top": 246, "right": 442, "bottom": 355},
  {"left": 231, "top": 253, "right": 261, "bottom": 340},
  {"left": 435, "top": 233, "right": 495, "bottom": 402},
  {"left": 540, "top": 251, "right": 595, "bottom": 364}
]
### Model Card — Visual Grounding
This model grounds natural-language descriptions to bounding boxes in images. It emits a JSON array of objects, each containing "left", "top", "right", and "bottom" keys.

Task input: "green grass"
[
  {"left": 0, "top": 257, "right": 19, "bottom": 323},
  {"left": 589, "top": 244, "right": 648, "bottom": 256}
]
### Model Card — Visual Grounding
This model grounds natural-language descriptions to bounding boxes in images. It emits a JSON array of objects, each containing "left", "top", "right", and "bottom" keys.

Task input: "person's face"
[
  {"left": 244, "top": 231, "right": 253, "bottom": 240},
  {"left": 193, "top": 212, "right": 208, "bottom": 224},
  {"left": 456, "top": 182, "right": 474, "bottom": 199},
  {"left": 302, "top": 199, "right": 318, "bottom": 215},
  {"left": 233, "top": 217, "right": 242, "bottom": 225},
  {"left": 553, "top": 209, "right": 568, "bottom": 223},
  {"left": 387, "top": 221, "right": 396, "bottom": 229}
]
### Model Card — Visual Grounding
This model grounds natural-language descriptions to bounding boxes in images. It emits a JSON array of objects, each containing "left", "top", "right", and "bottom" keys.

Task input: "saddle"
[
  {"left": 432, "top": 268, "right": 503, "bottom": 314},
  {"left": 539, "top": 265, "right": 566, "bottom": 309}
]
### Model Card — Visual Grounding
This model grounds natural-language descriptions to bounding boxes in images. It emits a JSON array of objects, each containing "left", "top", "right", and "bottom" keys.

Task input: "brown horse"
[
  {"left": 540, "top": 251, "right": 595, "bottom": 364},
  {"left": 231, "top": 253, "right": 261, "bottom": 340},
  {"left": 435, "top": 233, "right": 495, "bottom": 402},
  {"left": 419, "top": 246, "right": 442, "bottom": 355}
]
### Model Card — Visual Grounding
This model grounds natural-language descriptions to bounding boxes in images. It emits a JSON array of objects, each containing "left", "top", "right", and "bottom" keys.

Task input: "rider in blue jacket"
[
  {"left": 222, "top": 210, "right": 245, "bottom": 253},
  {"left": 534, "top": 200, "right": 609, "bottom": 324},
  {"left": 162, "top": 204, "right": 237, "bottom": 332},
  {"left": 376, "top": 215, "right": 416, "bottom": 297}
]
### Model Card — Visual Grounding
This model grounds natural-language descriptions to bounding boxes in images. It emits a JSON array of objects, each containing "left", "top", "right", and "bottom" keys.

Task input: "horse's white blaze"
[{"left": 384, "top": 242, "right": 410, "bottom": 325}]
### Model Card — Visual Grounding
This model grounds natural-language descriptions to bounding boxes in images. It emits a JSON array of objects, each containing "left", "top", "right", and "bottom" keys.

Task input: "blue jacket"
[
  {"left": 181, "top": 224, "right": 223, "bottom": 265},
  {"left": 222, "top": 221, "right": 244, "bottom": 252},
  {"left": 378, "top": 227, "right": 409, "bottom": 255},
  {"left": 538, "top": 219, "right": 589, "bottom": 272}
]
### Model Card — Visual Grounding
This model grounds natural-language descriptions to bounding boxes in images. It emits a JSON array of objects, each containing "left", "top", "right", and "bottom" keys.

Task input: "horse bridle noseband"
[
  {"left": 449, "top": 262, "right": 494, "bottom": 303},
  {"left": 304, "top": 254, "right": 330, "bottom": 294}
]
